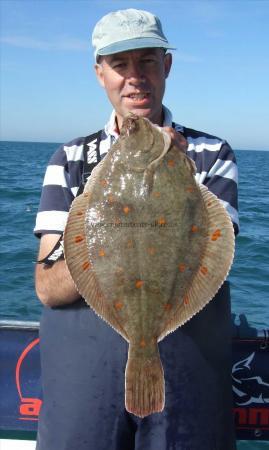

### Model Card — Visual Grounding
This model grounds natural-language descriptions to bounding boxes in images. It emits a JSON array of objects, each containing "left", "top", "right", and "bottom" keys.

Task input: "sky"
[{"left": 1, "top": 0, "right": 269, "bottom": 150}]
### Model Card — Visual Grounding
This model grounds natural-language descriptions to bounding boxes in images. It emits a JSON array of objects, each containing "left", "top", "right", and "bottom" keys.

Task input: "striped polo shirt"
[{"left": 34, "top": 106, "right": 239, "bottom": 237}]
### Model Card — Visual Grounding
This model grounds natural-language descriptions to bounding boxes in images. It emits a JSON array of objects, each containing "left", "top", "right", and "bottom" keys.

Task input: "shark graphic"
[{"left": 232, "top": 352, "right": 269, "bottom": 406}]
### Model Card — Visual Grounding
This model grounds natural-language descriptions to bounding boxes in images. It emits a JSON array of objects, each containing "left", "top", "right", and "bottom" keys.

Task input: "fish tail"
[{"left": 125, "top": 344, "right": 165, "bottom": 417}]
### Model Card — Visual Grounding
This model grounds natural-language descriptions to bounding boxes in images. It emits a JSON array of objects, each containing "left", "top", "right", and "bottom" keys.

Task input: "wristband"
[{"left": 37, "top": 236, "right": 64, "bottom": 266}]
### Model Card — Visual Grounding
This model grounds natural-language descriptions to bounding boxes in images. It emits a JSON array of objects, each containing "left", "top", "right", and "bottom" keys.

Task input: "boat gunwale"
[{"left": 0, "top": 320, "right": 40, "bottom": 330}]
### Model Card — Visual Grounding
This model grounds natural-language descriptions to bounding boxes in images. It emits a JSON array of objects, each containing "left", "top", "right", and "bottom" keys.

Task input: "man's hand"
[{"left": 162, "top": 127, "right": 188, "bottom": 153}]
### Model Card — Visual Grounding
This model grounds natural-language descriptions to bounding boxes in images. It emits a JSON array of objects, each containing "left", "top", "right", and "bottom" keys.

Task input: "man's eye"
[
  {"left": 112, "top": 63, "right": 126, "bottom": 69},
  {"left": 142, "top": 58, "right": 156, "bottom": 64}
]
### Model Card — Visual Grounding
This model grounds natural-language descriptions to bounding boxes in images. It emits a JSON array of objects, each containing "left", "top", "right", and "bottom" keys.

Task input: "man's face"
[{"left": 95, "top": 48, "right": 172, "bottom": 129}]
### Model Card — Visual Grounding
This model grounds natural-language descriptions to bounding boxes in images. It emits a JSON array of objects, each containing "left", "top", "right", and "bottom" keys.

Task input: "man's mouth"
[{"left": 125, "top": 93, "right": 150, "bottom": 100}]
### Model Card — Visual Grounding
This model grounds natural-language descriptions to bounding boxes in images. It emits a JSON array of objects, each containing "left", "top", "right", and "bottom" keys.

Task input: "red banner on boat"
[
  {"left": 232, "top": 335, "right": 269, "bottom": 440},
  {"left": 15, "top": 336, "right": 42, "bottom": 421},
  {"left": 0, "top": 323, "right": 42, "bottom": 432},
  {"left": 0, "top": 320, "right": 269, "bottom": 441}
]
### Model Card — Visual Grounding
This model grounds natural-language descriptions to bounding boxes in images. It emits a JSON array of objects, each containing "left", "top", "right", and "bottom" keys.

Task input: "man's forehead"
[{"left": 104, "top": 48, "right": 164, "bottom": 61}]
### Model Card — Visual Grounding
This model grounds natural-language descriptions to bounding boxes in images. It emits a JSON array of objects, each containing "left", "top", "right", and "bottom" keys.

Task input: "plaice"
[{"left": 64, "top": 114, "right": 235, "bottom": 418}]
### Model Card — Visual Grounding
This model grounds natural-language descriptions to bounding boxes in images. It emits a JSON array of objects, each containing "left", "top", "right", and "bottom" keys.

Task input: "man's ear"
[
  {"left": 94, "top": 63, "right": 105, "bottom": 88},
  {"left": 164, "top": 53, "right": 172, "bottom": 79}
]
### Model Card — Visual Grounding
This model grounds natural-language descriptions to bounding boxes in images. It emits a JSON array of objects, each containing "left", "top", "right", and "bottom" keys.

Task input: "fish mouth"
[{"left": 121, "top": 114, "right": 139, "bottom": 137}]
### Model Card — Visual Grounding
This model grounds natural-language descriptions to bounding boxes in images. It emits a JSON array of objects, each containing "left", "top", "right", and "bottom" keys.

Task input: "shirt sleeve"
[
  {"left": 200, "top": 142, "right": 239, "bottom": 235},
  {"left": 34, "top": 141, "right": 84, "bottom": 238}
]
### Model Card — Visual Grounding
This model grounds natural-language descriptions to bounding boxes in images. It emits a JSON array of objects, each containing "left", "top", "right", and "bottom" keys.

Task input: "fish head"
[{"left": 119, "top": 114, "right": 170, "bottom": 171}]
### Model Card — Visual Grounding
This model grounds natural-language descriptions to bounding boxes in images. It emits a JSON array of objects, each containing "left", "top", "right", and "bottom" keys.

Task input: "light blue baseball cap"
[{"left": 92, "top": 9, "right": 176, "bottom": 61}]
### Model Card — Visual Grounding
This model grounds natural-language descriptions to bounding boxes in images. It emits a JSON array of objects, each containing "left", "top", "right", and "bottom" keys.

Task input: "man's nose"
[{"left": 127, "top": 62, "right": 146, "bottom": 84}]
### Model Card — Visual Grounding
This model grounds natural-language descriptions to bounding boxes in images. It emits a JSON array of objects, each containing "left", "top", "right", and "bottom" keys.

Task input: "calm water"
[
  {"left": 0, "top": 141, "right": 268, "bottom": 328},
  {"left": 0, "top": 141, "right": 268, "bottom": 449}
]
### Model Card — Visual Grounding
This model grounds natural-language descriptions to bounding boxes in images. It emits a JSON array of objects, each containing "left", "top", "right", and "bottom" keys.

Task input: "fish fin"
[
  {"left": 83, "top": 158, "right": 105, "bottom": 192},
  {"left": 159, "top": 184, "right": 235, "bottom": 340},
  {"left": 83, "top": 141, "right": 122, "bottom": 192},
  {"left": 184, "top": 154, "right": 196, "bottom": 175},
  {"left": 125, "top": 343, "right": 165, "bottom": 418},
  {"left": 64, "top": 192, "right": 129, "bottom": 341}
]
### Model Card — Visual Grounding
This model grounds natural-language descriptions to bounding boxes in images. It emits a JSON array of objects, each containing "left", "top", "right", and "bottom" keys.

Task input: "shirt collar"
[
  {"left": 104, "top": 105, "right": 175, "bottom": 139},
  {"left": 162, "top": 105, "right": 173, "bottom": 127},
  {"left": 104, "top": 110, "right": 120, "bottom": 140}
]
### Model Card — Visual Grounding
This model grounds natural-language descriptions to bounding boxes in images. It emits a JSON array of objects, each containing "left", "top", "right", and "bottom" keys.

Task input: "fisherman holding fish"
[{"left": 35, "top": 8, "right": 239, "bottom": 450}]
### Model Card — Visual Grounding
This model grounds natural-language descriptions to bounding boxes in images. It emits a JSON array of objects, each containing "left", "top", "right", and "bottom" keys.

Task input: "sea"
[{"left": 0, "top": 141, "right": 268, "bottom": 449}]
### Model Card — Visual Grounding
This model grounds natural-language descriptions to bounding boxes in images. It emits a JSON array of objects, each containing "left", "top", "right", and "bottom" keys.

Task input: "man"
[{"left": 34, "top": 9, "right": 239, "bottom": 450}]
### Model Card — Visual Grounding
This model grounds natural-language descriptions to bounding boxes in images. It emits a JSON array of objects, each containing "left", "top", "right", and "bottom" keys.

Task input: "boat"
[{"left": 0, "top": 316, "right": 268, "bottom": 448}]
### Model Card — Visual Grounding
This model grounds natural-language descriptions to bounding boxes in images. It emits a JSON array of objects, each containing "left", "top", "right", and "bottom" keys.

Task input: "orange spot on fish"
[
  {"left": 147, "top": 247, "right": 156, "bottom": 255},
  {"left": 114, "top": 301, "right": 123, "bottom": 311},
  {"left": 135, "top": 280, "right": 144, "bottom": 289},
  {"left": 200, "top": 266, "right": 208, "bottom": 275},
  {"left": 153, "top": 191, "right": 161, "bottom": 198},
  {"left": 140, "top": 339, "right": 146, "bottom": 348},
  {"left": 178, "top": 263, "right": 186, "bottom": 273},
  {"left": 74, "top": 235, "right": 83, "bottom": 243},
  {"left": 183, "top": 295, "right": 189, "bottom": 305},
  {"left": 207, "top": 201, "right": 212, "bottom": 207},
  {"left": 127, "top": 240, "right": 134, "bottom": 249},
  {"left": 186, "top": 186, "right": 195, "bottom": 193},
  {"left": 191, "top": 225, "right": 198, "bottom": 233},
  {"left": 164, "top": 303, "right": 172, "bottom": 311},
  {"left": 99, "top": 249, "right": 105, "bottom": 257},
  {"left": 100, "top": 179, "right": 108, "bottom": 187},
  {"left": 76, "top": 211, "right": 83, "bottom": 216},
  {"left": 167, "top": 159, "right": 175, "bottom": 167},
  {"left": 123, "top": 206, "right": 131, "bottom": 214},
  {"left": 158, "top": 217, "right": 166, "bottom": 226},
  {"left": 211, "top": 229, "right": 221, "bottom": 241},
  {"left": 107, "top": 194, "right": 115, "bottom": 203},
  {"left": 82, "top": 261, "right": 91, "bottom": 270}
]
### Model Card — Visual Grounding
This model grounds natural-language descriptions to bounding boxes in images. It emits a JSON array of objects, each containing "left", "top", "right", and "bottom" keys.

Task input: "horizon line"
[{"left": 0, "top": 139, "right": 268, "bottom": 152}]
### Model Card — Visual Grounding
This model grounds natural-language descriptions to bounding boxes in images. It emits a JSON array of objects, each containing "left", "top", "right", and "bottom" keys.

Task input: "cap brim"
[{"left": 96, "top": 37, "right": 176, "bottom": 59}]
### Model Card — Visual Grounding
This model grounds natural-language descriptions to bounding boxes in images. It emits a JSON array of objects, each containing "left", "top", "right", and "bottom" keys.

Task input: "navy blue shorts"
[{"left": 36, "top": 281, "right": 236, "bottom": 450}]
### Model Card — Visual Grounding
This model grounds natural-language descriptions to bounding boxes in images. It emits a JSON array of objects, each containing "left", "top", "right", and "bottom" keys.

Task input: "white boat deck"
[{"left": 0, "top": 440, "right": 36, "bottom": 449}]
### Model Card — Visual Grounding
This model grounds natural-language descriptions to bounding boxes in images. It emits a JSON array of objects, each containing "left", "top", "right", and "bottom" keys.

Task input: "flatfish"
[{"left": 64, "top": 114, "right": 235, "bottom": 417}]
